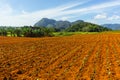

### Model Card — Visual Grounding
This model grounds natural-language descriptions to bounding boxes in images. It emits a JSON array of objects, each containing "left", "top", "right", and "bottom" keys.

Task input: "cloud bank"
[{"left": 0, "top": 0, "right": 120, "bottom": 26}]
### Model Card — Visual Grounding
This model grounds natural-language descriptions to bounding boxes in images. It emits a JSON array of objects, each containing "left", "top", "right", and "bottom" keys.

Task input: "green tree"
[{"left": 14, "top": 28, "right": 22, "bottom": 37}]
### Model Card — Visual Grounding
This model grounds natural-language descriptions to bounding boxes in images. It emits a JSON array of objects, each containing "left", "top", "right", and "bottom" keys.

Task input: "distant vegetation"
[
  {"left": 53, "top": 32, "right": 99, "bottom": 36},
  {"left": 66, "top": 22, "right": 111, "bottom": 32},
  {"left": 0, "top": 18, "right": 112, "bottom": 37},
  {"left": 0, "top": 26, "right": 54, "bottom": 37}
]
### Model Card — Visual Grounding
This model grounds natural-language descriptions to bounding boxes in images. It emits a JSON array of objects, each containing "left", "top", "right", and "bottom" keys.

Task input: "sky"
[{"left": 0, "top": 0, "right": 120, "bottom": 26}]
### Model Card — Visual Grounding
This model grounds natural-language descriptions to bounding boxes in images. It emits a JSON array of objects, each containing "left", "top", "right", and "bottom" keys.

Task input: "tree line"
[
  {"left": 0, "top": 23, "right": 112, "bottom": 37},
  {"left": 0, "top": 26, "right": 54, "bottom": 37}
]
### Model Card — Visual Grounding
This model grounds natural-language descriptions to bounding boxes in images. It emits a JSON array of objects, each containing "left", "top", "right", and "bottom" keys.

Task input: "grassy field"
[
  {"left": 53, "top": 32, "right": 99, "bottom": 36},
  {"left": 53, "top": 31, "right": 120, "bottom": 36},
  {"left": 5, "top": 31, "right": 120, "bottom": 37},
  {"left": 6, "top": 31, "right": 100, "bottom": 37}
]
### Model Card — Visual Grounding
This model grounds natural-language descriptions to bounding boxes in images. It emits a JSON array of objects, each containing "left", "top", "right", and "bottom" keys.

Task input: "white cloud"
[
  {"left": 94, "top": 13, "right": 120, "bottom": 20},
  {"left": 0, "top": 0, "right": 120, "bottom": 26},
  {"left": 94, "top": 13, "right": 107, "bottom": 19},
  {"left": 0, "top": 4, "right": 13, "bottom": 15},
  {"left": 108, "top": 15, "right": 120, "bottom": 20},
  {"left": 60, "top": 17, "right": 69, "bottom": 21},
  {"left": 58, "top": 0, "right": 120, "bottom": 15},
  {"left": 59, "top": 16, "right": 77, "bottom": 21},
  {"left": 0, "top": 0, "right": 89, "bottom": 26},
  {"left": 21, "top": 10, "right": 28, "bottom": 14},
  {"left": 92, "top": 13, "right": 120, "bottom": 24}
]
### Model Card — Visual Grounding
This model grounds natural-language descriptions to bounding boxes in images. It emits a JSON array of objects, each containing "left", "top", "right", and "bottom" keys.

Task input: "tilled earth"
[{"left": 1, "top": 34, "right": 120, "bottom": 80}]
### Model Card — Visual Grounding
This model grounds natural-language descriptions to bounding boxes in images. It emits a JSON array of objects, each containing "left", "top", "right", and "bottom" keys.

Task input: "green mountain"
[
  {"left": 34, "top": 18, "right": 111, "bottom": 32},
  {"left": 66, "top": 22, "right": 111, "bottom": 32},
  {"left": 34, "top": 18, "right": 71, "bottom": 29},
  {"left": 34, "top": 18, "right": 56, "bottom": 27}
]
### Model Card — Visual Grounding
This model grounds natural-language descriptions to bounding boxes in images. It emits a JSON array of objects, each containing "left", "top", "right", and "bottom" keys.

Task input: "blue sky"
[{"left": 0, "top": 0, "right": 120, "bottom": 26}]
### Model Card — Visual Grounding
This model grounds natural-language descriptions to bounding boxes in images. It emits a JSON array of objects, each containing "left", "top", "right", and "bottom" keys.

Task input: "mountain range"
[
  {"left": 34, "top": 18, "right": 120, "bottom": 30},
  {"left": 102, "top": 24, "right": 120, "bottom": 30},
  {"left": 34, "top": 18, "right": 84, "bottom": 29},
  {"left": 34, "top": 18, "right": 111, "bottom": 32}
]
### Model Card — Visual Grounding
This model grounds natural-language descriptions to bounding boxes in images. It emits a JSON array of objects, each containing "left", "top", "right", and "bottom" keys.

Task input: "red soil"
[{"left": 0, "top": 34, "right": 120, "bottom": 80}]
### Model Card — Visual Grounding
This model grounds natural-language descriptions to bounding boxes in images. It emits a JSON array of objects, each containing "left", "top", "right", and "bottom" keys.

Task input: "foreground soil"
[{"left": 1, "top": 34, "right": 120, "bottom": 80}]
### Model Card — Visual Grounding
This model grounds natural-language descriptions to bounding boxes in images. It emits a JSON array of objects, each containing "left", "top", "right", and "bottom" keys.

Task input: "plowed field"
[{"left": 1, "top": 34, "right": 120, "bottom": 80}]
